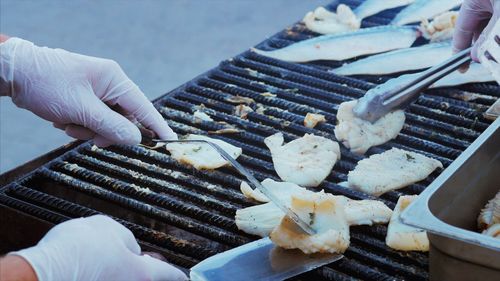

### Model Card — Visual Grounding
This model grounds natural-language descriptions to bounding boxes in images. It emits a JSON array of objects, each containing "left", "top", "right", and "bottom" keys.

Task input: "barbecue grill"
[{"left": 1, "top": 0, "right": 498, "bottom": 280}]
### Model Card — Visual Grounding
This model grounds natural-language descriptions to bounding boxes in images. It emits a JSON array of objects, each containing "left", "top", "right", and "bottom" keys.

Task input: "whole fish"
[
  {"left": 391, "top": 0, "right": 462, "bottom": 26},
  {"left": 252, "top": 26, "right": 419, "bottom": 63},
  {"left": 354, "top": 0, "right": 415, "bottom": 20},
  {"left": 332, "top": 42, "right": 452, "bottom": 75}
]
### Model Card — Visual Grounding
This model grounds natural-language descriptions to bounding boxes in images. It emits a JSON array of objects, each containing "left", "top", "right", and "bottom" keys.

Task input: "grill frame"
[{"left": 1, "top": 0, "right": 498, "bottom": 280}]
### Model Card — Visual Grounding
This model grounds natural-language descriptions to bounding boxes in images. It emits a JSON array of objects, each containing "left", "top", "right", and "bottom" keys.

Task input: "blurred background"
[{"left": 0, "top": 0, "right": 326, "bottom": 173}]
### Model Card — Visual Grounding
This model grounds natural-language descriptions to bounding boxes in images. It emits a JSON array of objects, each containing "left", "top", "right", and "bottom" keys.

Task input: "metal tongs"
[
  {"left": 141, "top": 135, "right": 316, "bottom": 236},
  {"left": 353, "top": 47, "right": 473, "bottom": 123}
]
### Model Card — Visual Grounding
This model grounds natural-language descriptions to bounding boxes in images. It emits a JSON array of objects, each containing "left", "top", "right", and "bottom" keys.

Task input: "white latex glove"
[
  {"left": 477, "top": 20, "right": 500, "bottom": 83},
  {"left": 0, "top": 37, "right": 177, "bottom": 147},
  {"left": 10, "top": 215, "right": 187, "bottom": 281}
]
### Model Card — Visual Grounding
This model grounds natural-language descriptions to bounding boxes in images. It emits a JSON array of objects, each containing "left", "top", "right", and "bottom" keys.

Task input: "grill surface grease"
[{"left": 1, "top": 1, "right": 498, "bottom": 280}]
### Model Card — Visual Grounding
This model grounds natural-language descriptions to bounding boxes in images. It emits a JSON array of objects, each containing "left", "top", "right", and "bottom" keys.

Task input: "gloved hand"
[
  {"left": 0, "top": 37, "right": 177, "bottom": 147},
  {"left": 452, "top": 0, "right": 499, "bottom": 61},
  {"left": 10, "top": 215, "right": 187, "bottom": 281}
]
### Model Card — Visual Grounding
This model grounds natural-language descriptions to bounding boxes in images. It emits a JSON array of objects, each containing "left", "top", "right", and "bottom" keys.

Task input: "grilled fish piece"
[
  {"left": 240, "top": 179, "right": 307, "bottom": 203},
  {"left": 304, "top": 113, "right": 326, "bottom": 128},
  {"left": 391, "top": 0, "right": 462, "bottom": 26},
  {"left": 303, "top": 1, "right": 416, "bottom": 35},
  {"left": 334, "top": 100, "right": 405, "bottom": 155},
  {"left": 252, "top": 26, "right": 419, "bottom": 63},
  {"left": 333, "top": 42, "right": 452, "bottom": 76},
  {"left": 303, "top": 5, "right": 360, "bottom": 35},
  {"left": 386, "top": 195, "right": 429, "bottom": 251},
  {"left": 347, "top": 148, "right": 443, "bottom": 196},
  {"left": 236, "top": 179, "right": 392, "bottom": 237},
  {"left": 264, "top": 133, "right": 340, "bottom": 187},
  {"left": 166, "top": 134, "right": 242, "bottom": 170},
  {"left": 270, "top": 191, "right": 350, "bottom": 254},
  {"left": 478, "top": 191, "right": 500, "bottom": 231},
  {"left": 420, "top": 11, "right": 458, "bottom": 42}
]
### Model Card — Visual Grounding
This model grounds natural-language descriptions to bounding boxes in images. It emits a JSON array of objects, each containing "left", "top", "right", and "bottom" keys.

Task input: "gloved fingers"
[
  {"left": 81, "top": 99, "right": 141, "bottom": 147},
  {"left": 471, "top": 13, "right": 500, "bottom": 61},
  {"left": 107, "top": 80, "right": 177, "bottom": 140},
  {"left": 53, "top": 122, "right": 66, "bottom": 130},
  {"left": 65, "top": 124, "right": 96, "bottom": 140},
  {"left": 452, "top": 1, "right": 493, "bottom": 53},
  {"left": 83, "top": 215, "right": 142, "bottom": 255},
  {"left": 137, "top": 254, "right": 188, "bottom": 281}
]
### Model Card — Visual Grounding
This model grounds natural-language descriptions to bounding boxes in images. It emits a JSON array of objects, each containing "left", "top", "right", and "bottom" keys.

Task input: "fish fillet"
[
  {"left": 240, "top": 179, "right": 307, "bottom": 203},
  {"left": 478, "top": 191, "right": 500, "bottom": 231},
  {"left": 333, "top": 42, "right": 452, "bottom": 76},
  {"left": 303, "top": 5, "right": 360, "bottom": 35},
  {"left": 265, "top": 133, "right": 340, "bottom": 187},
  {"left": 386, "top": 195, "right": 429, "bottom": 251},
  {"left": 391, "top": 0, "right": 462, "bottom": 26},
  {"left": 252, "top": 26, "right": 419, "bottom": 62},
  {"left": 420, "top": 11, "right": 458, "bottom": 42},
  {"left": 166, "top": 134, "right": 242, "bottom": 170},
  {"left": 348, "top": 148, "right": 443, "bottom": 196},
  {"left": 270, "top": 191, "right": 350, "bottom": 254},
  {"left": 354, "top": 0, "right": 416, "bottom": 20},
  {"left": 334, "top": 100, "right": 405, "bottom": 154},
  {"left": 236, "top": 179, "right": 392, "bottom": 237},
  {"left": 345, "top": 199, "right": 393, "bottom": 225},
  {"left": 304, "top": 112, "right": 326, "bottom": 128}
]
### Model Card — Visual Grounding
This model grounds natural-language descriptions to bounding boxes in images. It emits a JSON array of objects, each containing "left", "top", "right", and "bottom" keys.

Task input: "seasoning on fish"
[
  {"left": 252, "top": 26, "right": 419, "bottom": 63},
  {"left": 264, "top": 133, "right": 340, "bottom": 187},
  {"left": 420, "top": 11, "right": 458, "bottom": 42},
  {"left": 304, "top": 113, "right": 326, "bottom": 128},
  {"left": 347, "top": 148, "right": 443, "bottom": 196},
  {"left": 270, "top": 191, "right": 351, "bottom": 254},
  {"left": 333, "top": 42, "right": 452, "bottom": 76},
  {"left": 386, "top": 195, "right": 429, "bottom": 251},
  {"left": 391, "top": 0, "right": 462, "bottom": 26},
  {"left": 166, "top": 134, "right": 242, "bottom": 170},
  {"left": 334, "top": 100, "right": 405, "bottom": 155}
]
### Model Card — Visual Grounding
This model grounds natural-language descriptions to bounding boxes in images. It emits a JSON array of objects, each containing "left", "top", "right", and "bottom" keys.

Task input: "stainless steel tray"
[{"left": 402, "top": 117, "right": 500, "bottom": 280}]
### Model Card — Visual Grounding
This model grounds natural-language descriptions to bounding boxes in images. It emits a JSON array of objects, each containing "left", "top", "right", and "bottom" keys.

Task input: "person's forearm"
[
  {"left": 0, "top": 255, "right": 38, "bottom": 281},
  {"left": 0, "top": 34, "right": 10, "bottom": 43}
]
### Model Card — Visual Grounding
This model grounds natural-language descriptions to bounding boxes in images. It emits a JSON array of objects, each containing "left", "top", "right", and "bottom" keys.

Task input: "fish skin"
[
  {"left": 354, "top": 0, "right": 415, "bottom": 20},
  {"left": 333, "top": 42, "right": 452, "bottom": 75},
  {"left": 252, "top": 26, "right": 419, "bottom": 62},
  {"left": 391, "top": 0, "right": 463, "bottom": 26}
]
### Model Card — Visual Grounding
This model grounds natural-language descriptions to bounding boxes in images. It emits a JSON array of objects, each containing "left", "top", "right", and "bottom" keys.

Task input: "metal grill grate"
[{"left": 1, "top": 0, "right": 498, "bottom": 280}]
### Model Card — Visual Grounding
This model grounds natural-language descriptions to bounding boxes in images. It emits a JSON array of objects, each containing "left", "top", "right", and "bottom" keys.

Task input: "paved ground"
[{"left": 0, "top": 0, "right": 327, "bottom": 173}]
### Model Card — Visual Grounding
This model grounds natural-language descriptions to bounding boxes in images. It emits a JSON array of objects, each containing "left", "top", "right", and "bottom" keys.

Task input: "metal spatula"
[{"left": 190, "top": 237, "right": 342, "bottom": 281}]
